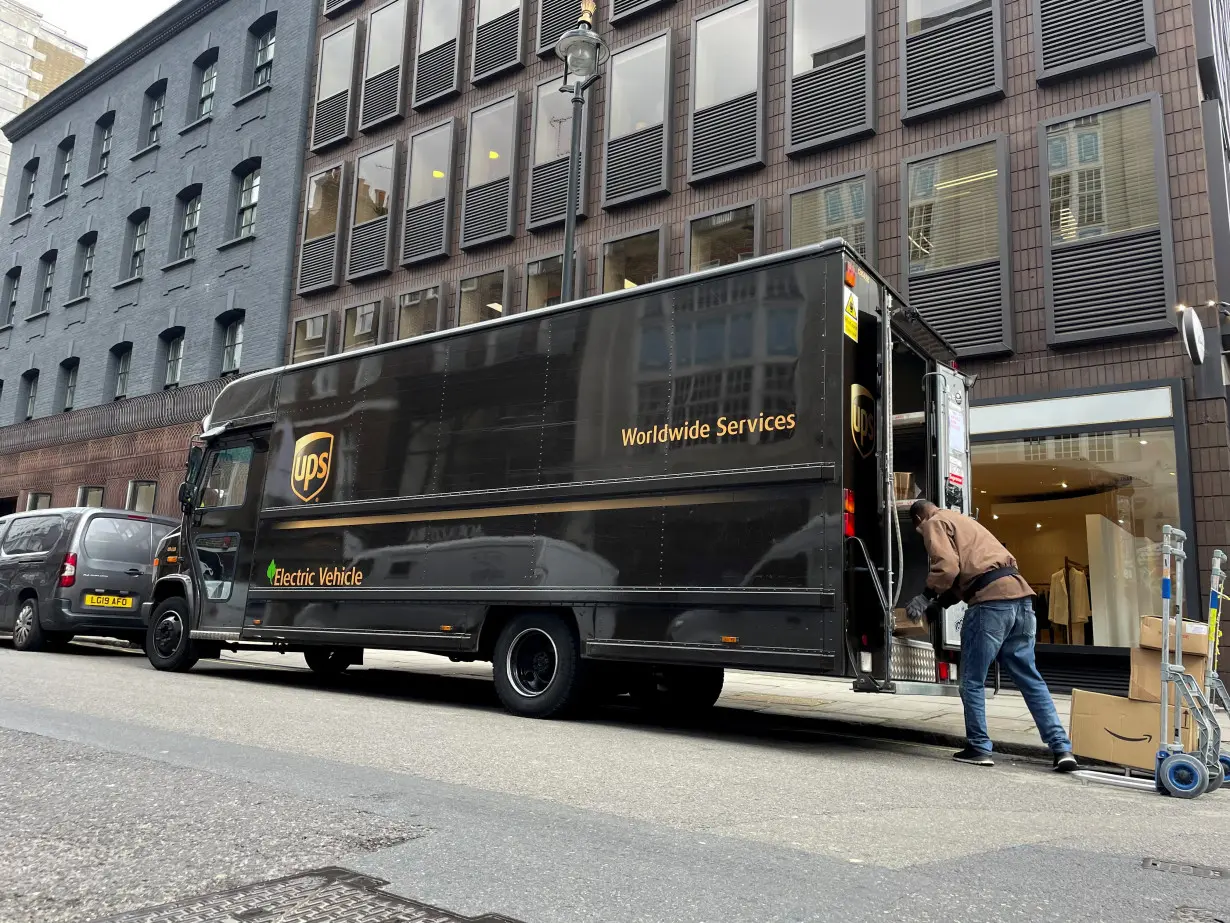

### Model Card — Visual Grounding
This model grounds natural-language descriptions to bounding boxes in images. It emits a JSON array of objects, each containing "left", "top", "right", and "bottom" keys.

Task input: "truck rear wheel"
[
  {"left": 493, "top": 613, "right": 583, "bottom": 719},
  {"left": 630, "top": 666, "right": 725, "bottom": 715},
  {"left": 146, "top": 597, "right": 199, "bottom": 673},
  {"left": 303, "top": 647, "right": 355, "bottom": 675}
]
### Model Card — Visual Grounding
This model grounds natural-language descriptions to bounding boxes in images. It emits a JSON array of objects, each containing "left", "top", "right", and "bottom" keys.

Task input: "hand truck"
[{"left": 1203, "top": 549, "right": 1230, "bottom": 780}]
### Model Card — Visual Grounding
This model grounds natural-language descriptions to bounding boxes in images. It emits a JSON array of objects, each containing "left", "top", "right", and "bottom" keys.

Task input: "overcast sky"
[{"left": 31, "top": 0, "right": 177, "bottom": 59}]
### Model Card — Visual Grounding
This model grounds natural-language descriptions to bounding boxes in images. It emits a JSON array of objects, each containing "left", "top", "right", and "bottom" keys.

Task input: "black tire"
[
  {"left": 629, "top": 665, "right": 725, "bottom": 715},
  {"left": 492, "top": 613, "right": 584, "bottom": 719},
  {"left": 11, "top": 597, "right": 46, "bottom": 652},
  {"left": 145, "top": 597, "right": 199, "bottom": 672},
  {"left": 303, "top": 647, "right": 355, "bottom": 675}
]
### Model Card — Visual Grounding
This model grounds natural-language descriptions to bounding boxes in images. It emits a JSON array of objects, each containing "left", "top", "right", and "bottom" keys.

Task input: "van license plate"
[{"left": 84, "top": 594, "right": 134, "bottom": 609}]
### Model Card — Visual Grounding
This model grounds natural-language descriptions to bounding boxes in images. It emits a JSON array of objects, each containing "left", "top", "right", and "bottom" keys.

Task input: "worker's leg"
[
  {"left": 959, "top": 601, "right": 1013, "bottom": 754},
  {"left": 996, "top": 597, "right": 1072, "bottom": 754}
]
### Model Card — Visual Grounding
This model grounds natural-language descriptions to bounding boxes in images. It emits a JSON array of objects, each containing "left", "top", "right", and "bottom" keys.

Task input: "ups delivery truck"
[{"left": 143, "top": 241, "right": 973, "bottom": 718}]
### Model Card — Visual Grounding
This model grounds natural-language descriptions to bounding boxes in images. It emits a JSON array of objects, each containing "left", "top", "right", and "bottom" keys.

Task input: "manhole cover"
[{"left": 93, "top": 867, "right": 525, "bottom": 923}]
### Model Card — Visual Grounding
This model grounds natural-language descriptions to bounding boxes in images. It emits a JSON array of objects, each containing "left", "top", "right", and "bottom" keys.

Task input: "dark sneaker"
[
  {"left": 1053, "top": 751, "right": 1078, "bottom": 773},
  {"left": 953, "top": 747, "right": 994, "bottom": 766}
]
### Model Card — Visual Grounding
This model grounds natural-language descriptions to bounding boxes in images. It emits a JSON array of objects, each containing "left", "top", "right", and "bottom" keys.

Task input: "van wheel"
[
  {"left": 146, "top": 597, "right": 198, "bottom": 672},
  {"left": 12, "top": 598, "right": 45, "bottom": 652},
  {"left": 630, "top": 666, "right": 725, "bottom": 715},
  {"left": 304, "top": 647, "right": 354, "bottom": 675},
  {"left": 493, "top": 613, "right": 583, "bottom": 719}
]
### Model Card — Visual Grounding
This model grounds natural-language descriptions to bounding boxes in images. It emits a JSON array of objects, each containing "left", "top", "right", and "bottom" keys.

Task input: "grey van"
[{"left": 0, "top": 508, "right": 176, "bottom": 651}]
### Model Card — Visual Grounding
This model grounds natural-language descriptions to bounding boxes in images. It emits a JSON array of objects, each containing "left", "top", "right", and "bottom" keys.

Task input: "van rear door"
[{"left": 70, "top": 515, "right": 159, "bottom": 615}]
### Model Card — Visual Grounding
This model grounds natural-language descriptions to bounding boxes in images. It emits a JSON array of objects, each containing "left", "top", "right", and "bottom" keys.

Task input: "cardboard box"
[
  {"left": 893, "top": 607, "right": 929, "bottom": 640},
  {"left": 1070, "top": 689, "right": 1195, "bottom": 771},
  {"left": 1128, "top": 646, "right": 1207, "bottom": 704},
  {"left": 1139, "top": 616, "right": 1211, "bottom": 658}
]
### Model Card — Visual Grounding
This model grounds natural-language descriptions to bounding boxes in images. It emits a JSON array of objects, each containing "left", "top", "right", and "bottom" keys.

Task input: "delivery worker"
[{"left": 905, "top": 500, "right": 1078, "bottom": 772}]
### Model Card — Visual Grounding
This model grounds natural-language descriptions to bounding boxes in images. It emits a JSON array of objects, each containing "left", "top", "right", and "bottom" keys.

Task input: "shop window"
[
  {"left": 77, "top": 486, "right": 104, "bottom": 507},
  {"left": 460, "top": 94, "right": 518, "bottom": 249},
  {"left": 601, "top": 229, "right": 662, "bottom": 294},
  {"left": 528, "top": 74, "right": 586, "bottom": 229},
  {"left": 412, "top": 0, "right": 462, "bottom": 108},
  {"left": 298, "top": 165, "right": 345, "bottom": 292},
  {"left": 402, "top": 119, "right": 455, "bottom": 264},
  {"left": 904, "top": 138, "right": 1010, "bottom": 357},
  {"left": 312, "top": 22, "right": 359, "bottom": 150},
  {"left": 398, "top": 286, "right": 441, "bottom": 338},
  {"left": 687, "top": 204, "right": 758, "bottom": 272},
  {"left": 472, "top": 0, "right": 524, "bottom": 83},
  {"left": 603, "top": 31, "right": 671, "bottom": 208},
  {"left": 348, "top": 145, "right": 397, "bottom": 279},
  {"left": 902, "top": 0, "right": 1001, "bottom": 122},
  {"left": 343, "top": 302, "right": 381, "bottom": 351},
  {"left": 292, "top": 314, "right": 330, "bottom": 363},
  {"left": 787, "top": 0, "right": 873, "bottom": 154},
  {"left": 457, "top": 269, "right": 507, "bottom": 326},
  {"left": 788, "top": 174, "right": 872, "bottom": 258},
  {"left": 1041, "top": 100, "right": 1174, "bottom": 345},
  {"left": 1036, "top": 0, "right": 1155, "bottom": 82},
  {"left": 690, "top": 0, "right": 763, "bottom": 183},
  {"left": 360, "top": 0, "right": 409, "bottom": 129}
]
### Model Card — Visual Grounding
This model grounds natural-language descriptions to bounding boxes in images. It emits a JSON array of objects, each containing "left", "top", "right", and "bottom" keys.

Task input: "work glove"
[{"left": 905, "top": 594, "right": 929, "bottom": 624}]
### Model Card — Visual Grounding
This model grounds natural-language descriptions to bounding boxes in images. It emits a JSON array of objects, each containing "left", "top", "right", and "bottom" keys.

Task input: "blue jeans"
[{"left": 960, "top": 597, "right": 1072, "bottom": 755}]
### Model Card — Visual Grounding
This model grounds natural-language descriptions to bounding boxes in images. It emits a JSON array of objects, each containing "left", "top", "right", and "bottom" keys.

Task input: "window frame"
[
  {"left": 401, "top": 116, "right": 457, "bottom": 266},
  {"left": 74, "top": 233, "right": 96, "bottom": 299},
  {"left": 60, "top": 360, "right": 78, "bottom": 412},
  {"left": 784, "top": 170, "right": 877, "bottom": 264},
  {"left": 527, "top": 70, "right": 592, "bottom": 230},
  {"left": 1037, "top": 94, "right": 1177, "bottom": 346},
  {"left": 602, "top": 28, "right": 673, "bottom": 209},
  {"left": 609, "top": 0, "right": 674, "bottom": 26},
  {"left": 471, "top": 0, "right": 527, "bottom": 84},
  {"left": 112, "top": 346, "right": 132, "bottom": 400},
  {"left": 342, "top": 300, "right": 385, "bottom": 351},
  {"left": 347, "top": 141, "right": 400, "bottom": 281},
  {"left": 898, "top": 132, "right": 1013, "bottom": 356},
  {"left": 92, "top": 113, "right": 114, "bottom": 176},
  {"left": 683, "top": 199, "right": 763, "bottom": 273},
  {"left": 77, "top": 486, "right": 104, "bottom": 507},
  {"left": 524, "top": 247, "right": 585, "bottom": 310},
  {"left": 53, "top": 136, "right": 74, "bottom": 198},
  {"left": 411, "top": 0, "right": 465, "bottom": 109},
  {"left": 34, "top": 251, "right": 56, "bottom": 316},
  {"left": 126, "top": 480, "right": 158, "bottom": 514},
  {"left": 311, "top": 20, "right": 362, "bottom": 151},
  {"left": 898, "top": 0, "right": 1005, "bottom": 124},
  {"left": 1032, "top": 0, "right": 1157, "bottom": 83},
  {"left": 359, "top": 0, "right": 411, "bottom": 131},
  {"left": 177, "top": 190, "right": 202, "bottom": 261},
  {"left": 250, "top": 15, "right": 277, "bottom": 91},
  {"left": 291, "top": 311, "right": 333, "bottom": 364},
  {"left": 24, "top": 493, "right": 52, "bottom": 511},
  {"left": 144, "top": 81, "right": 168, "bottom": 148},
  {"left": 221, "top": 316, "right": 245, "bottom": 374},
  {"left": 460, "top": 91, "right": 521, "bottom": 250},
  {"left": 193, "top": 49, "right": 219, "bottom": 121},
  {"left": 126, "top": 210, "right": 150, "bottom": 279},
  {"left": 2, "top": 267, "right": 20, "bottom": 326},
  {"left": 164, "top": 333, "right": 185, "bottom": 389},
  {"left": 17, "top": 159, "right": 38, "bottom": 216},
  {"left": 784, "top": 0, "right": 876, "bottom": 156},
  {"left": 455, "top": 266, "right": 512, "bottom": 328},
  {"left": 396, "top": 284, "right": 445, "bottom": 338},
  {"left": 234, "top": 163, "right": 261, "bottom": 239},
  {"left": 20, "top": 370, "right": 38, "bottom": 421},
  {"left": 598, "top": 224, "right": 667, "bottom": 295},
  {"left": 687, "top": 0, "right": 767, "bottom": 185},
  {"left": 297, "top": 160, "right": 350, "bottom": 294}
]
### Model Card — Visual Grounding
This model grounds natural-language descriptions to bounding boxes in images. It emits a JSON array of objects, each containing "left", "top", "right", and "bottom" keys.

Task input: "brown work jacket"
[{"left": 918, "top": 509, "right": 1034, "bottom": 605}]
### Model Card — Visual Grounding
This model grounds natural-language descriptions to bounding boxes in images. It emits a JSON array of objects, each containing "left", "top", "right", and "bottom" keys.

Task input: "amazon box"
[
  {"left": 1139, "top": 616, "right": 1211, "bottom": 658},
  {"left": 1070, "top": 689, "right": 1194, "bottom": 771},
  {"left": 893, "top": 607, "right": 929, "bottom": 640},
  {"left": 1128, "top": 646, "right": 1207, "bottom": 704}
]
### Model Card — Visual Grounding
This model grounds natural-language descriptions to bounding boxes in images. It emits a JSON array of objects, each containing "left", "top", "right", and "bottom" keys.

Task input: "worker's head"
[{"left": 910, "top": 499, "right": 939, "bottom": 530}]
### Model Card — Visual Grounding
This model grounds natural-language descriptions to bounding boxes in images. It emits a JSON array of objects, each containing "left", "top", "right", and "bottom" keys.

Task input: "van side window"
[
  {"left": 83, "top": 517, "right": 152, "bottom": 565},
  {"left": 1, "top": 515, "right": 63, "bottom": 554},
  {"left": 199, "top": 446, "right": 254, "bottom": 509}
]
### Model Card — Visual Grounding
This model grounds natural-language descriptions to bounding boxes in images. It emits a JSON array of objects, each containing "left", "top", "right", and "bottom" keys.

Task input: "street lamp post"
[{"left": 554, "top": 0, "right": 608, "bottom": 305}]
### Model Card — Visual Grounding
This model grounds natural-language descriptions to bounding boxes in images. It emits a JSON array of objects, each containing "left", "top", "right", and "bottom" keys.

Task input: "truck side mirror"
[{"left": 178, "top": 481, "right": 195, "bottom": 512}]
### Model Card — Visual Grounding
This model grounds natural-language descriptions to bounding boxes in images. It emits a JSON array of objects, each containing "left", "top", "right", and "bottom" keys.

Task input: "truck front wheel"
[
  {"left": 146, "top": 597, "right": 199, "bottom": 673},
  {"left": 493, "top": 613, "right": 583, "bottom": 719},
  {"left": 303, "top": 647, "right": 355, "bottom": 675}
]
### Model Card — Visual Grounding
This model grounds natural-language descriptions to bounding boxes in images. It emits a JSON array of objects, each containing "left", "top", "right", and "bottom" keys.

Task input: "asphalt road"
[{"left": 0, "top": 642, "right": 1226, "bottom": 923}]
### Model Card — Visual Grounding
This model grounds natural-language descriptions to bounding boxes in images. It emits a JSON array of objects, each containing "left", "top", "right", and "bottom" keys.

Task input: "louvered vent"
[
  {"left": 324, "top": 0, "right": 358, "bottom": 15},
  {"left": 474, "top": 9, "right": 520, "bottom": 80},
  {"left": 909, "top": 261, "right": 1006, "bottom": 356},
  {"left": 611, "top": 0, "right": 672, "bottom": 23},
  {"left": 692, "top": 92, "right": 758, "bottom": 180},
  {"left": 1051, "top": 230, "right": 1166, "bottom": 341},
  {"left": 905, "top": 9, "right": 996, "bottom": 114},
  {"left": 414, "top": 41, "right": 457, "bottom": 106},
  {"left": 461, "top": 177, "right": 512, "bottom": 248},
  {"left": 529, "top": 159, "right": 570, "bottom": 228},
  {"left": 300, "top": 234, "right": 338, "bottom": 291},
  {"left": 539, "top": 0, "right": 575, "bottom": 53},
  {"left": 348, "top": 218, "right": 389, "bottom": 278},
  {"left": 361, "top": 67, "right": 401, "bottom": 128},
  {"left": 791, "top": 54, "right": 868, "bottom": 150},
  {"left": 606, "top": 124, "right": 666, "bottom": 204},
  {"left": 402, "top": 199, "right": 448, "bottom": 263},
  {"left": 1039, "top": 0, "right": 1149, "bottom": 75},
  {"left": 312, "top": 91, "right": 350, "bottom": 148}
]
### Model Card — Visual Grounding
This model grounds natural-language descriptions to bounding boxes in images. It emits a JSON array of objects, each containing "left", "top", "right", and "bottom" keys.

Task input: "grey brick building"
[
  {"left": 287, "top": 0, "right": 1230, "bottom": 689},
  {"left": 0, "top": 0, "right": 316, "bottom": 517}
]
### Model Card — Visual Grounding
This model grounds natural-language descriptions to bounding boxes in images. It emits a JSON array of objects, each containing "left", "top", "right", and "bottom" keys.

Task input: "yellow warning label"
[{"left": 843, "top": 288, "right": 859, "bottom": 342}]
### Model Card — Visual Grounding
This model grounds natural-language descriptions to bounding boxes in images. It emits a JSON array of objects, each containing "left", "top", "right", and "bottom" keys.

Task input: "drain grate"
[
  {"left": 1144, "top": 858, "right": 1227, "bottom": 881},
  {"left": 94, "top": 867, "right": 526, "bottom": 923}
]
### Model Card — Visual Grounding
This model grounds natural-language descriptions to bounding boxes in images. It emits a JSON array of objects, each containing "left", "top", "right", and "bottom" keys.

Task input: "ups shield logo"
[
  {"left": 850, "top": 385, "right": 876, "bottom": 459},
  {"left": 291, "top": 431, "right": 334, "bottom": 502}
]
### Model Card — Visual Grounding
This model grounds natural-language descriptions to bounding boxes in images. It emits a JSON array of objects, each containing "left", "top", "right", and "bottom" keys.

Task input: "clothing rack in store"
[{"left": 1063, "top": 557, "right": 1090, "bottom": 646}]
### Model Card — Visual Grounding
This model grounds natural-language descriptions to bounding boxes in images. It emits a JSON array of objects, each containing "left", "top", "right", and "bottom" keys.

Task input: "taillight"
[
  {"left": 843, "top": 489, "right": 856, "bottom": 538},
  {"left": 59, "top": 552, "right": 77, "bottom": 588}
]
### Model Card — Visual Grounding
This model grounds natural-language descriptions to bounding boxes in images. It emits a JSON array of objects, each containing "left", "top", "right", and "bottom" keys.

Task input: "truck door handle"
[{"left": 126, "top": 568, "right": 143, "bottom": 576}]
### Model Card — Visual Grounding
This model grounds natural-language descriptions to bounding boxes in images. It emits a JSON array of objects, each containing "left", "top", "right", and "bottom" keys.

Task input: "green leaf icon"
[{"left": 266, "top": 560, "right": 277, "bottom": 583}]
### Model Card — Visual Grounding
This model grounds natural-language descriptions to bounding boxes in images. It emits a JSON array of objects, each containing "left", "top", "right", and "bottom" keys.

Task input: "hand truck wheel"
[
  {"left": 1159, "top": 753, "right": 1209, "bottom": 799},
  {"left": 1205, "top": 760, "right": 1225, "bottom": 793}
]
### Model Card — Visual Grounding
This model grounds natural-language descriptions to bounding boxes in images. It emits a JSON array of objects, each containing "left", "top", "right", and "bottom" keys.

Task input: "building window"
[
  {"left": 906, "top": 0, "right": 992, "bottom": 34},
  {"left": 690, "top": 0, "right": 763, "bottom": 182},
  {"left": 472, "top": 0, "right": 523, "bottom": 81},
  {"left": 789, "top": 175, "right": 871, "bottom": 258},
  {"left": 21, "top": 371, "right": 38, "bottom": 421},
  {"left": 61, "top": 363, "right": 77, "bottom": 412},
  {"left": 292, "top": 315, "right": 329, "bottom": 363},
  {"left": 413, "top": 0, "right": 463, "bottom": 107},
  {"left": 76, "top": 235, "right": 95, "bottom": 298},
  {"left": 343, "top": 302, "right": 380, "bottom": 351},
  {"left": 221, "top": 319, "right": 244, "bottom": 373},
  {"left": 457, "top": 269, "right": 506, "bottom": 326},
  {"left": 788, "top": 0, "right": 872, "bottom": 152},
  {"left": 55, "top": 138, "right": 74, "bottom": 196},
  {"left": 253, "top": 19, "right": 276, "bottom": 88},
  {"left": 402, "top": 120, "right": 454, "bottom": 264},
  {"left": 688, "top": 204, "right": 758, "bottom": 271},
  {"left": 398, "top": 287, "right": 440, "bottom": 338},
  {"left": 526, "top": 253, "right": 578, "bottom": 310},
  {"left": 164, "top": 335, "right": 184, "bottom": 389},
  {"left": 128, "top": 213, "right": 149, "bottom": 277},
  {"left": 360, "top": 0, "right": 408, "bottom": 128},
  {"left": 604, "top": 32, "right": 671, "bottom": 207},
  {"left": 18, "top": 159, "right": 37, "bottom": 214},
  {"left": 1036, "top": 0, "right": 1156, "bottom": 83},
  {"left": 77, "top": 486, "right": 104, "bottom": 507},
  {"left": 312, "top": 22, "right": 359, "bottom": 149},
  {"left": 113, "top": 347, "right": 131, "bottom": 400},
  {"left": 461, "top": 95, "right": 518, "bottom": 248},
  {"left": 36, "top": 252, "right": 55, "bottom": 314},
  {"left": 299, "top": 166, "right": 344, "bottom": 291},
  {"left": 26, "top": 492, "right": 51, "bottom": 511},
  {"left": 93, "top": 113, "right": 114, "bottom": 173},
  {"left": 528, "top": 74, "right": 582, "bottom": 228},
  {"left": 602, "top": 229, "right": 661, "bottom": 294},
  {"left": 349, "top": 145, "right": 395, "bottom": 278},
  {"left": 2, "top": 268, "right": 19, "bottom": 325},
  {"left": 179, "top": 193, "right": 201, "bottom": 259},
  {"left": 145, "top": 82, "right": 167, "bottom": 147},
  {"left": 127, "top": 481, "right": 157, "bottom": 514},
  {"left": 236, "top": 166, "right": 260, "bottom": 238},
  {"left": 195, "top": 51, "right": 218, "bottom": 119},
  {"left": 902, "top": 0, "right": 999, "bottom": 120}
]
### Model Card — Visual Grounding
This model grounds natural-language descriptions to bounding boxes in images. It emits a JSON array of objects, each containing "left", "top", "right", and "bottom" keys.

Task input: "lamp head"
[{"left": 555, "top": 1, "right": 608, "bottom": 81}]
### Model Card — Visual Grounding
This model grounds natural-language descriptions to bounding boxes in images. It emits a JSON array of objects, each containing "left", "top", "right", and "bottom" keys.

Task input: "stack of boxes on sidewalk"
[{"left": 1069, "top": 616, "right": 1210, "bottom": 770}]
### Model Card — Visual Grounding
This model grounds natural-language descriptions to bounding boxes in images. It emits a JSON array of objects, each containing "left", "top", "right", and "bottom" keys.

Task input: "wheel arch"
[{"left": 477, "top": 605, "right": 582, "bottom": 662}]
